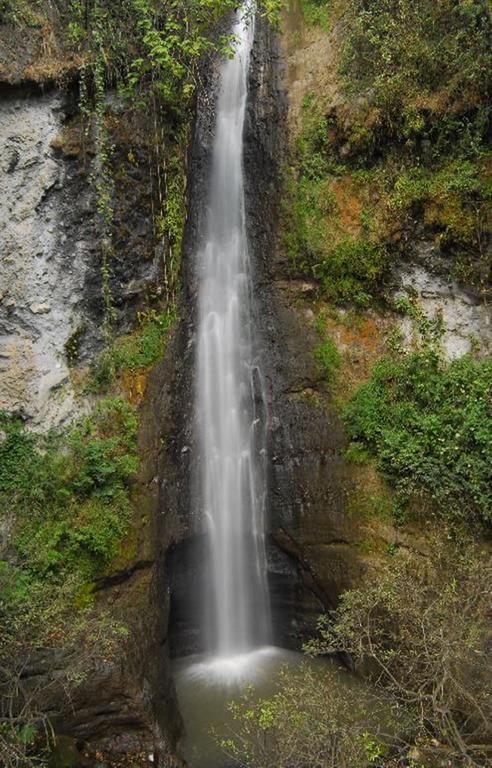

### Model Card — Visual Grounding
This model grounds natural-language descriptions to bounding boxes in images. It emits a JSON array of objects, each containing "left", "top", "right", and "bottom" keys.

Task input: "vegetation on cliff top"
[{"left": 286, "top": 0, "right": 491, "bottom": 303}]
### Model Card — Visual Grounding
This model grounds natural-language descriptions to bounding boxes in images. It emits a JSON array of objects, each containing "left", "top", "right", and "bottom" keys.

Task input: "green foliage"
[
  {"left": 0, "top": 0, "right": 41, "bottom": 25},
  {"left": 284, "top": 94, "right": 391, "bottom": 305},
  {"left": 0, "top": 397, "right": 138, "bottom": 580},
  {"left": 154, "top": 152, "right": 187, "bottom": 295},
  {"left": 62, "top": 0, "right": 281, "bottom": 115},
  {"left": 0, "top": 558, "right": 129, "bottom": 767},
  {"left": 343, "top": 442, "right": 370, "bottom": 465},
  {"left": 260, "top": 0, "right": 283, "bottom": 25},
  {"left": 315, "top": 339, "right": 341, "bottom": 383},
  {"left": 0, "top": 396, "right": 138, "bottom": 762},
  {"left": 289, "top": 0, "right": 492, "bottom": 295},
  {"left": 113, "top": 308, "right": 176, "bottom": 370},
  {"left": 390, "top": 159, "right": 486, "bottom": 228},
  {"left": 309, "top": 542, "right": 492, "bottom": 765},
  {"left": 125, "top": 0, "right": 236, "bottom": 109},
  {"left": 314, "top": 238, "right": 388, "bottom": 306},
  {"left": 60, "top": 0, "right": 280, "bottom": 329},
  {"left": 296, "top": 95, "right": 332, "bottom": 178},
  {"left": 337, "top": 0, "right": 491, "bottom": 288},
  {"left": 220, "top": 664, "right": 398, "bottom": 768},
  {"left": 343, "top": 349, "right": 492, "bottom": 525},
  {"left": 299, "top": 0, "right": 331, "bottom": 29},
  {"left": 89, "top": 306, "right": 176, "bottom": 391},
  {"left": 314, "top": 315, "right": 341, "bottom": 385},
  {"left": 0, "top": 417, "right": 36, "bottom": 496},
  {"left": 388, "top": 158, "right": 491, "bottom": 286},
  {"left": 342, "top": 0, "right": 492, "bottom": 136}
]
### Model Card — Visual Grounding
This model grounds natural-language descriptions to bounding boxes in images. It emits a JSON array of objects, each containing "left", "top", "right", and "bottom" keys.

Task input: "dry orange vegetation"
[
  {"left": 120, "top": 369, "right": 149, "bottom": 406},
  {"left": 331, "top": 176, "right": 362, "bottom": 236},
  {"left": 317, "top": 309, "right": 392, "bottom": 399}
]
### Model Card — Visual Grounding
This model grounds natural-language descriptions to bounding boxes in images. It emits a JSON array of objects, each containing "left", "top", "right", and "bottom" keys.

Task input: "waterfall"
[{"left": 196, "top": 2, "right": 271, "bottom": 661}]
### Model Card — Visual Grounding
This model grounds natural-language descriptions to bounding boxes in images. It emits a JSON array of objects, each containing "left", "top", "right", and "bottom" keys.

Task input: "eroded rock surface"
[
  {"left": 396, "top": 265, "right": 491, "bottom": 359},
  {"left": 0, "top": 87, "right": 162, "bottom": 428},
  {"left": 0, "top": 90, "right": 89, "bottom": 426}
]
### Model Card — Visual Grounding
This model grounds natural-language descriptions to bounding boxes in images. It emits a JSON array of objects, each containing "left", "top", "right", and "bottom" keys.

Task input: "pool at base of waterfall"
[{"left": 173, "top": 648, "right": 377, "bottom": 768}]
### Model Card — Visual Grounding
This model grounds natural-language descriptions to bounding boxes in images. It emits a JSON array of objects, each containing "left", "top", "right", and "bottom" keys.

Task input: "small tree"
[
  {"left": 309, "top": 541, "right": 492, "bottom": 766},
  {"left": 220, "top": 664, "right": 398, "bottom": 768},
  {"left": 221, "top": 540, "right": 491, "bottom": 768}
]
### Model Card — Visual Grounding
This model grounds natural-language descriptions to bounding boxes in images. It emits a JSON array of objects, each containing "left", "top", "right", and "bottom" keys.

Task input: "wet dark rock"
[{"left": 244, "top": 16, "right": 366, "bottom": 645}]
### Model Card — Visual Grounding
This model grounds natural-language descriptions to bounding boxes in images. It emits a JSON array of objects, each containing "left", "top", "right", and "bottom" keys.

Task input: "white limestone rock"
[{"left": 0, "top": 92, "right": 87, "bottom": 428}]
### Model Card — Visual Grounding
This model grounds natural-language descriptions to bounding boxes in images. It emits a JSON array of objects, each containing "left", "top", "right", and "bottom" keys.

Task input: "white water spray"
[{"left": 196, "top": 2, "right": 271, "bottom": 667}]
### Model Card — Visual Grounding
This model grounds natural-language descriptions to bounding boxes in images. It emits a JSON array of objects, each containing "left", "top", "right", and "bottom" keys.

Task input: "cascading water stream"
[
  {"left": 172, "top": 8, "right": 378, "bottom": 766},
  {"left": 196, "top": 0, "right": 271, "bottom": 665}
]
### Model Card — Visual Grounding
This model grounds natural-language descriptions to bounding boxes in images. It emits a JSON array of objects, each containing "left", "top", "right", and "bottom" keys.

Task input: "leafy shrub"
[
  {"left": 309, "top": 542, "right": 492, "bottom": 766},
  {"left": 221, "top": 664, "right": 396, "bottom": 768},
  {"left": 225, "top": 542, "right": 491, "bottom": 768},
  {"left": 284, "top": 97, "right": 390, "bottom": 305},
  {"left": 290, "top": 0, "right": 491, "bottom": 295},
  {"left": 0, "top": 0, "right": 42, "bottom": 25},
  {"left": 314, "top": 337, "right": 341, "bottom": 385},
  {"left": 0, "top": 398, "right": 137, "bottom": 763},
  {"left": 0, "top": 397, "right": 138, "bottom": 579},
  {"left": 0, "top": 559, "right": 128, "bottom": 768},
  {"left": 0, "top": 418, "right": 36, "bottom": 497},
  {"left": 299, "top": 0, "right": 331, "bottom": 28},
  {"left": 343, "top": 350, "right": 492, "bottom": 525},
  {"left": 314, "top": 238, "right": 388, "bottom": 306},
  {"left": 387, "top": 158, "right": 490, "bottom": 286},
  {"left": 342, "top": 0, "right": 492, "bottom": 136},
  {"left": 112, "top": 308, "right": 176, "bottom": 371}
]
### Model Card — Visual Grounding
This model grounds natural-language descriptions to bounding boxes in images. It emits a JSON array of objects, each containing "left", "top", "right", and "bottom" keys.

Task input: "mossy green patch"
[
  {"left": 88, "top": 306, "right": 176, "bottom": 392},
  {"left": 314, "top": 313, "right": 342, "bottom": 386},
  {"left": 299, "top": 0, "right": 331, "bottom": 28},
  {"left": 344, "top": 351, "right": 492, "bottom": 526}
]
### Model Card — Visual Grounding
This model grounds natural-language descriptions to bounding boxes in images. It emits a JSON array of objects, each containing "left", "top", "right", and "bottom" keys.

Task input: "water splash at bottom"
[
  {"left": 177, "top": 645, "right": 280, "bottom": 687},
  {"left": 173, "top": 648, "right": 355, "bottom": 768}
]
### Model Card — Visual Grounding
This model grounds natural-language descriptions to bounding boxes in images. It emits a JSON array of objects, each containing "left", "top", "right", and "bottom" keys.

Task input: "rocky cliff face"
[
  {"left": 0, "top": 81, "right": 181, "bottom": 764},
  {"left": 164, "top": 10, "right": 371, "bottom": 653},
  {"left": 0, "top": 89, "right": 89, "bottom": 426},
  {"left": 245, "top": 12, "right": 364, "bottom": 644},
  {"left": 243, "top": 0, "right": 491, "bottom": 647},
  {"left": 396, "top": 264, "right": 491, "bottom": 359},
  {"left": 0, "top": 85, "right": 162, "bottom": 429}
]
